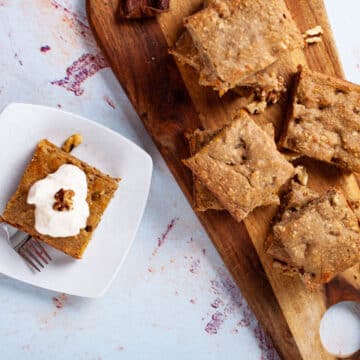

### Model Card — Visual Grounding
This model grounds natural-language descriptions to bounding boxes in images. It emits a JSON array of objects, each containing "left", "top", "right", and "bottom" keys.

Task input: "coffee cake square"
[
  {"left": 281, "top": 67, "right": 360, "bottom": 172},
  {"left": 1, "top": 140, "right": 120, "bottom": 259},
  {"left": 184, "top": 0, "right": 303, "bottom": 94},
  {"left": 183, "top": 111, "right": 294, "bottom": 222},
  {"left": 266, "top": 182, "right": 360, "bottom": 287}
]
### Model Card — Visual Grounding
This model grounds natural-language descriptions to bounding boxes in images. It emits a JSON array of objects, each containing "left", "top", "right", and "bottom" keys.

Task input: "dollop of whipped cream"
[{"left": 27, "top": 164, "right": 89, "bottom": 237}]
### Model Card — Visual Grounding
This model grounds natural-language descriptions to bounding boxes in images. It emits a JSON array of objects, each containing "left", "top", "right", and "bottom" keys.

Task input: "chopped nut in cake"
[
  {"left": 245, "top": 100, "right": 267, "bottom": 115},
  {"left": 280, "top": 67, "right": 360, "bottom": 172},
  {"left": 183, "top": 111, "right": 295, "bottom": 222},
  {"left": 294, "top": 165, "right": 309, "bottom": 186}
]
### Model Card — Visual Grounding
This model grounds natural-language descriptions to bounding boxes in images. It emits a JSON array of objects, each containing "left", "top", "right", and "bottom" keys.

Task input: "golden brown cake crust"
[
  {"left": 169, "top": 31, "right": 202, "bottom": 72},
  {"left": 183, "top": 111, "right": 295, "bottom": 222},
  {"left": 267, "top": 182, "right": 360, "bottom": 287},
  {"left": 184, "top": 0, "right": 303, "bottom": 93},
  {"left": 186, "top": 122, "right": 276, "bottom": 212},
  {"left": 170, "top": 30, "right": 295, "bottom": 106},
  {"left": 2, "top": 140, "right": 120, "bottom": 259},
  {"left": 281, "top": 67, "right": 360, "bottom": 172},
  {"left": 265, "top": 181, "right": 319, "bottom": 263},
  {"left": 185, "top": 129, "right": 223, "bottom": 211}
]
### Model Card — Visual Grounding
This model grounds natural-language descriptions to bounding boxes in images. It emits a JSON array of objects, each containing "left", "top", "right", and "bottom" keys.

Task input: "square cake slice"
[
  {"left": 265, "top": 181, "right": 320, "bottom": 264},
  {"left": 170, "top": 30, "right": 291, "bottom": 105},
  {"left": 267, "top": 182, "right": 360, "bottom": 287},
  {"left": 186, "top": 123, "right": 276, "bottom": 212},
  {"left": 1, "top": 140, "right": 120, "bottom": 259},
  {"left": 183, "top": 111, "right": 295, "bottom": 222},
  {"left": 280, "top": 67, "right": 360, "bottom": 172},
  {"left": 184, "top": 0, "right": 303, "bottom": 93}
]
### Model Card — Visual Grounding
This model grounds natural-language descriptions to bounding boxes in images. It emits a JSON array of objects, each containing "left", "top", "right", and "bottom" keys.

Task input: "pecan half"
[
  {"left": 61, "top": 133, "right": 83, "bottom": 153},
  {"left": 53, "top": 188, "right": 75, "bottom": 211},
  {"left": 119, "top": 0, "right": 170, "bottom": 19}
]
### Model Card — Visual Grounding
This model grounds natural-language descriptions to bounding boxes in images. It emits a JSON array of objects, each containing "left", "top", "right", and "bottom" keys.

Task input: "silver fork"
[{"left": 0, "top": 224, "right": 52, "bottom": 272}]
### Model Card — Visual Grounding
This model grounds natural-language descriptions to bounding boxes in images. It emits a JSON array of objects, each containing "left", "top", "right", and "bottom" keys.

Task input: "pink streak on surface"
[
  {"left": 157, "top": 218, "right": 178, "bottom": 247},
  {"left": 51, "top": 53, "right": 109, "bottom": 96}
]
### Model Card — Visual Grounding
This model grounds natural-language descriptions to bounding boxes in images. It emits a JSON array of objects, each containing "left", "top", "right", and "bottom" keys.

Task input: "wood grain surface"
[{"left": 87, "top": 1, "right": 360, "bottom": 359}]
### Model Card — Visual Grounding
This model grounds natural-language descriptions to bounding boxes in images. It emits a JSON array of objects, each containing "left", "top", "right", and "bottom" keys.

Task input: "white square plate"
[{"left": 0, "top": 103, "right": 152, "bottom": 297}]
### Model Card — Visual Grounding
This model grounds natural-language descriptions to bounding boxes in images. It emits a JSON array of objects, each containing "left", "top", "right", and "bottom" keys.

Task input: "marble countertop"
[{"left": 0, "top": 1, "right": 358, "bottom": 359}]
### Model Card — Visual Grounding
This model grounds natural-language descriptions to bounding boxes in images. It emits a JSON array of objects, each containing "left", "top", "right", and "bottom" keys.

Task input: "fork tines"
[{"left": 18, "top": 237, "right": 52, "bottom": 272}]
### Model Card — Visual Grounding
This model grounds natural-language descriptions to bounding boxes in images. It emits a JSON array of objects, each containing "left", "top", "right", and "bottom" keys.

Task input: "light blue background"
[{"left": 0, "top": 1, "right": 358, "bottom": 359}]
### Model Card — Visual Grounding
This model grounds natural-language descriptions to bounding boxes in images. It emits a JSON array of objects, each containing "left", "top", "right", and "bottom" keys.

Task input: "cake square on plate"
[
  {"left": 0, "top": 103, "right": 152, "bottom": 297},
  {"left": 2, "top": 139, "right": 120, "bottom": 259}
]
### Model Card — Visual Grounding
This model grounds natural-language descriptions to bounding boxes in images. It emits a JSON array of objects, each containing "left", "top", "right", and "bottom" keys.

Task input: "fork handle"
[
  {"left": 11, "top": 230, "right": 31, "bottom": 250},
  {"left": 0, "top": 223, "right": 30, "bottom": 248}
]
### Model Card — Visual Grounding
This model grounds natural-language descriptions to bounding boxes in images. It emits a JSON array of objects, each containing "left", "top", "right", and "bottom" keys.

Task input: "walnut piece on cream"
[{"left": 53, "top": 188, "right": 75, "bottom": 212}]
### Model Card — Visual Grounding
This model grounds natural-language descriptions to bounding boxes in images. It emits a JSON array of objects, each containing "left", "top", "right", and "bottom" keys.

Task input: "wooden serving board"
[{"left": 87, "top": 1, "right": 360, "bottom": 359}]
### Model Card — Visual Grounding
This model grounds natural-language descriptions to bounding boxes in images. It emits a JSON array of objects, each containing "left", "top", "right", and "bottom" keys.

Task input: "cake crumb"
[
  {"left": 40, "top": 45, "right": 51, "bottom": 53},
  {"left": 303, "top": 25, "right": 323, "bottom": 37},
  {"left": 295, "top": 165, "right": 309, "bottom": 186},
  {"left": 52, "top": 293, "right": 68, "bottom": 309},
  {"left": 303, "top": 25, "right": 323, "bottom": 45},
  {"left": 245, "top": 100, "right": 267, "bottom": 115},
  {"left": 305, "top": 37, "right": 322, "bottom": 44}
]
